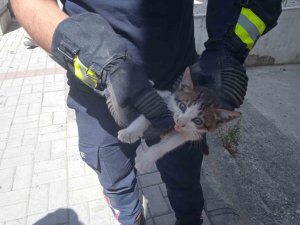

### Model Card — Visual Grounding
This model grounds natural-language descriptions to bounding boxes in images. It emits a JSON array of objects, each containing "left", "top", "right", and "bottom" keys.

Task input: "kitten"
[{"left": 118, "top": 67, "right": 241, "bottom": 173}]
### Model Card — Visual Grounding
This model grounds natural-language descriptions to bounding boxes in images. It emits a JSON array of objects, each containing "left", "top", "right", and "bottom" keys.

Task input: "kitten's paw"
[
  {"left": 135, "top": 143, "right": 156, "bottom": 173},
  {"left": 118, "top": 129, "right": 140, "bottom": 144}
]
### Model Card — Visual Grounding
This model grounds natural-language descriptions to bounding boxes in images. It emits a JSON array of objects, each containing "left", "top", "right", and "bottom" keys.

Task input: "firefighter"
[{"left": 11, "top": 0, "right": 281, "bottom": 224}]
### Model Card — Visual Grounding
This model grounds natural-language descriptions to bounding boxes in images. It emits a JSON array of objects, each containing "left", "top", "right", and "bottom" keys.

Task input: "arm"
[
  {"left": 11, "top": 0, "right": 68, "bottom": 53},
  {"left": 191, "top": 0, "right": 282, "bottom": 109},
  {"left": 12, "top": 0, "right": 174, "bottom": 131},
  {"left": 205, "top": 0, "right": 282, "bottom": 62}
]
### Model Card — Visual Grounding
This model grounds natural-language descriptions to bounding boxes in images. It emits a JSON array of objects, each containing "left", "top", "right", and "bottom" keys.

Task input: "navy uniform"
[{"left": 52, "top": 0, "right": 282, "bottom": 224}]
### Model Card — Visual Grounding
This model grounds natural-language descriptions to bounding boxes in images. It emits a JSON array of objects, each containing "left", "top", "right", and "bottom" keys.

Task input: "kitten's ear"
[
  {"left": 214, "top": 109, "right": 241, "bottom": 128},
  {"left": 179, "top": 67, "right": 194, "bottom": 91}
]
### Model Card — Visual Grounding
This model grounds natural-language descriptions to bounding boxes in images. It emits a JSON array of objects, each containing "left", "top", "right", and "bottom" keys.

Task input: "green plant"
[{"left": 217, "top": 118, "right": 241, "bottom": 157}]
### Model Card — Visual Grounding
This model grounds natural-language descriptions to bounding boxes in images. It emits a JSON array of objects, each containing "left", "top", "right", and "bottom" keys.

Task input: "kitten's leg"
[
  {"left": 118, "top": 115, "right": 150, "bottom": 144},
  {"left": 135, "top": 132, "right": 192, "bottom": 173}
]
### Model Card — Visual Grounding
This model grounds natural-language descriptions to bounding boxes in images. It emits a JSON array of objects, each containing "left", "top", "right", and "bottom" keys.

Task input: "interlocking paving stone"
[
  {"left": 48, "top": 180, "right": 67, "bottom": 210},
  {"left": 142, "top": 186, "right": 170, "bottom": 217},
  {"left": 0, "top": 168, "right": 15, "bottom": 192},
  {"left": 5, "top": 218, "right": 26, "bottom": 225},
  {"left": 69, "top": 186, "right": 102, "bottom": 205},
  {"left": 0, "top": 188, "right": 29, "bottom": 207},
  {"left": 0, "top": 202, "right": 27, "bottom": 222},
  {"left": 138, "top": 172, "right": 163, "bottom": 188},
  {"left": 32, "top": 169, "right": 66, "bottom": 186},
  {"left": 27, "top": 184, "right": 49, "bottom": 215},
  {"left": 13, "top": 164, "right": 33, "bottom": 190}
]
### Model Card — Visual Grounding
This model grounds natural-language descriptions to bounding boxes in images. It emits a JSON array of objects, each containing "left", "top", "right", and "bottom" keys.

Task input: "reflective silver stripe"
[{"left": 238, "top": 14, "right": 261, "bottom": 42}]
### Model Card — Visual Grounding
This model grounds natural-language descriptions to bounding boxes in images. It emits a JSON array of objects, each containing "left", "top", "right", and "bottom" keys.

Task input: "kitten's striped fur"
[{"left": 118, "top": 67, "right": 241, "bottom": 173}]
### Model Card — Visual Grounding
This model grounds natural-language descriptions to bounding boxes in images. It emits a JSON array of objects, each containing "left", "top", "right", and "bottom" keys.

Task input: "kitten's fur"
[{"left": 118, "top": 67, "right": 241, "bottom": 173}]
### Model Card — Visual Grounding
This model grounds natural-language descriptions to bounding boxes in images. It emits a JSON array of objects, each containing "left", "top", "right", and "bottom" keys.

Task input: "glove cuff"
[
  {"left": 133, "top": 91, "right": 174, "bottom": 130},
  {"left": 51, "top": 13, "right": 127, "bottom": 86}
]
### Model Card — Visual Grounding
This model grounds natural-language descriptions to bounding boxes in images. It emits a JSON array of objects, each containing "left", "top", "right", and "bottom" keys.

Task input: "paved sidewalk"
[{"left": 0, "top": 20, "right": 211, "bottom": 225}]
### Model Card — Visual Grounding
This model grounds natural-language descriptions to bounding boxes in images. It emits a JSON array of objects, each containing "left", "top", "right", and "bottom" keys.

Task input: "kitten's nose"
[{"left": 175, "top": 121, "right": 185, "bottom": 132}]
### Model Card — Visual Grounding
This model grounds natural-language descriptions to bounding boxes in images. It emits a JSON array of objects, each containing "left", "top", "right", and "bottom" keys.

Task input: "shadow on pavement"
[{"left": 33, "top": 208, "right": 84, "bottom": 225}]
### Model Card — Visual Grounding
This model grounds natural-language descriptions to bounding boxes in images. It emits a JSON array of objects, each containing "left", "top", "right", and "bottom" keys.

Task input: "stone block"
[
  {"left": 32, "top": 169, "right": 66, "bottom": 186},
  {"left": 39, "top": 113, "right": 53, "bottom": 127},
  {"left": 0, "top": 155, "right": 33, "bottom": 169},
  {"left": 68, "top": 174, "right": 99, "bottom": 191},
  {"left": 48, "top": 180, "right": 67, "bottom": 209},
  {"left": 0, "top": 202, "right": 27, "bottom": 222},
  {"left": 5, "top": 218, "right": 26, "bottom": 225},
  {"left": 138, "top": 172, "right": 162, "bottom": 188},
  {"left": 34, "top": 141, "right": 51, "bottom": 162},
  {"left": 51, "top": 139, "right": 66, "bottom": 159},
  {"left": 13, "top": 164, "right": 32, "bottom": 190},
  {"left": 0, "top": 168, "right": 14, "bottom": 192},
  {"left": 28, "top": 184, "right": 49, "bottom": 215},
  {"left": 154, "top": 213, "right": 176, "bottom": 225},
  {"left": 0, "top": 188, "right": 29, "bottom": 207},
  {"left": 3, "top": 145, "right": 35, "bottom": 159},
  {"left": 53, "top": 111, "right": 66, "bottom": 125},
  {"left": 67, "top": 159, "right": 85, "bottom": 178},
  {"left": 34, "top": 158, "right": 65, "bottom": 173},
  {"left": 69, "top": 186, "right": 102, "bottom": 205},
  {"left": 142, "top": 185, "right": 170, "bottom": 217}
]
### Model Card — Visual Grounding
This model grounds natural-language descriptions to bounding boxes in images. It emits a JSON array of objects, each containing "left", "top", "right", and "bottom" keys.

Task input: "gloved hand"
[
  {"left": 190, "top": 44, "right": 248, "bottom": 109},
  {"left": 51, "top": 13, "right": 174, "bottom": 130}
]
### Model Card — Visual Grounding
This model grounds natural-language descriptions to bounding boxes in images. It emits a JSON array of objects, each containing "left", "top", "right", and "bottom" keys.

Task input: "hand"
[
  {"left": 190, "top": 44, "right": 248, "bottom": 109},
  {"left": 51, "top": 13, "right": 174, "bottom": 130}
]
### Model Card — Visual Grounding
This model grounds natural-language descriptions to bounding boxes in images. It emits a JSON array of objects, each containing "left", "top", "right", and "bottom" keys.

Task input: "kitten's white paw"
[
  {"left": 118, "top": 129, "right": 140, "bottom": 144},
  {"left": 135, "top": 143, "right": 157, "bottom": 173}
]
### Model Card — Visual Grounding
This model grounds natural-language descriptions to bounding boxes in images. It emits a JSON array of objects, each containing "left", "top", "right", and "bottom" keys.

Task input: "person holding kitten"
[{"left": 11, "top": 0, "right": 281, "bottom": 224}]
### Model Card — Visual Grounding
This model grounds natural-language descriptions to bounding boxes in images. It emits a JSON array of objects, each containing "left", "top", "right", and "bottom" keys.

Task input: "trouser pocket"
[{"left": 78, "top": 142, "right": 100, "bottom": 170}]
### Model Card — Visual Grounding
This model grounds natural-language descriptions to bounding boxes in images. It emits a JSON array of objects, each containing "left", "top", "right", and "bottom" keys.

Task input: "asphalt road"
[{"left": 201, "top": 64, "right": 300, "bottom": 225}]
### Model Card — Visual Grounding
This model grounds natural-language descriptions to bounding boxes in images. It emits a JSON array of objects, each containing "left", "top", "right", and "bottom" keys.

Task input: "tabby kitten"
[{"left": 118, "top": 67, "right": 241, "bottom": 173}]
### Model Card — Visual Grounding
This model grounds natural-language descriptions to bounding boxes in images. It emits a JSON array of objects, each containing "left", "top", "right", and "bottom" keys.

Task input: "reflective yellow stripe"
[
  {"left": 73, "top": 56, "right": 97, "bottom": 87},
  {"left": 235, "top": 23, "right": 254, "bottom": 49},
  {"left": 74, "top": 56, "right": 84, "bottom": 81},
  {"left": 87, "top": 68, "right": 96, "bottom": 77},
  {"left": 234, "top": 7, "right": 266, "bottom": 50},
  {"left": 241, "top": 8, "right": 266, "bottom": 35}
]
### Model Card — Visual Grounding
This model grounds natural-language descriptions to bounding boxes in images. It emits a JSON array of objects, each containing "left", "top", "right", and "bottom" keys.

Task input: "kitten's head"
[{"left": 173, "top": 67, "right": 240, "bottom": 138}]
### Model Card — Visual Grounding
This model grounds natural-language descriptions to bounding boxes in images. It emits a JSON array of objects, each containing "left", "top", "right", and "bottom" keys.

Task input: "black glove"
[
  {"left": 190, "top": 44, "right": 248, "bottom": 109},
  {"left": 51, "top": 13, "right": 174, "bottom": 130}
]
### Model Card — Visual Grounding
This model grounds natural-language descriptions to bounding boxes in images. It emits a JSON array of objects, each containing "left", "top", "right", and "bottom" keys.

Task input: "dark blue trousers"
[{"left": 67, "top": 83, "right": 204, "bottom": 225}]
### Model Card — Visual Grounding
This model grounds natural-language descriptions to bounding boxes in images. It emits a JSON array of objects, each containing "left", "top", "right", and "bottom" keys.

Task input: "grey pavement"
[{"left": 1, "top": 15, "right": 300, "bottom": 225}]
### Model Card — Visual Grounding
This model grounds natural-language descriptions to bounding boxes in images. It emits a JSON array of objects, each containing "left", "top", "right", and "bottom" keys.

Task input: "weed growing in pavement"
[{"left": 217, "top": 118, "right": 242, "bottom": 158}]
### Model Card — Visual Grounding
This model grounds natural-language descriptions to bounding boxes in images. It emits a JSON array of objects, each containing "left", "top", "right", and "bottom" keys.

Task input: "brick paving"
[{"left": 0, "top": 20, "right": 210, "bottom": 225}]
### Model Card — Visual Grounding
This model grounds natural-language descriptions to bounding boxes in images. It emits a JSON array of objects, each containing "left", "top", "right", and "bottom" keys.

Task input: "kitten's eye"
[
  {"left": 192, "top": 118, "right": 203, "bottom": 125},
  {"left": 179, "top": 103, "right": 187, "bottom": 112}
]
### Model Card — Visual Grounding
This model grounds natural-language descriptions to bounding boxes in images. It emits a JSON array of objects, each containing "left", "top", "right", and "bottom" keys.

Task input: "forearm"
[
  {"left": 206, "top": 0, "right": 282, "bottom": 57},
  {"left": 11, "top": 0, "right": 68, "bottom": 53}
]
